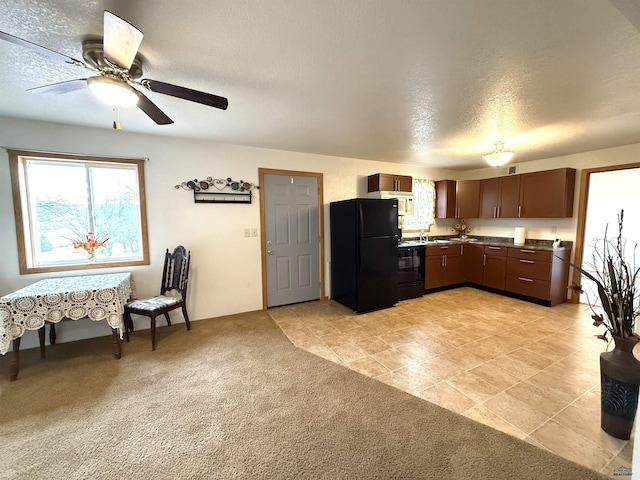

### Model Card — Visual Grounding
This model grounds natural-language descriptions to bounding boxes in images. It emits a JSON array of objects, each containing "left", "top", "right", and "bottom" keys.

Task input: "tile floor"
[{"left": 267, "top": 287, "right": 635, "bottom": 477}]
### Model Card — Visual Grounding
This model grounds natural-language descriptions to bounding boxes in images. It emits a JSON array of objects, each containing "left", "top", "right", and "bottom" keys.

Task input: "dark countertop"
[{"left": 398, "top": 236, "right": 572, "bottom": 251}]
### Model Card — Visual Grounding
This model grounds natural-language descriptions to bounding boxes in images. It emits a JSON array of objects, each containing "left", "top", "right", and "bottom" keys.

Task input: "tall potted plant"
[{"left": 569, "top": 210, "right": 640, "bottom": 439}]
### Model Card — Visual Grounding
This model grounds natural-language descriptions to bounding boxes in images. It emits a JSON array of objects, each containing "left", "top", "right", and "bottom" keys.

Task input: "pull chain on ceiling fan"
[{"left": 0, "top": 11, "right": 228, "bottom": 128}]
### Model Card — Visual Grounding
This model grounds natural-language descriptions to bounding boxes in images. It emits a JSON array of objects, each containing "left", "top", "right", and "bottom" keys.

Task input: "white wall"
[{"left": 0, "top": 116, "right": 455, "bottom": 349}]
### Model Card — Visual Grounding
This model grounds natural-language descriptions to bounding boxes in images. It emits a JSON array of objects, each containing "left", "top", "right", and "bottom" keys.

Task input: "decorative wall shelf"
[
  {"left": 175, "top": 176, "right": 259, "bottom": 204},
  {"left": 193, "top": 191, "right": 252, "bottom": 204}
]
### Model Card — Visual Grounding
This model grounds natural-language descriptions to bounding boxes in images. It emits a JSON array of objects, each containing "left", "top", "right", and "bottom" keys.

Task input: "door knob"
[{"left": 267, "top": 250, "right": 274, "bottom": 255}]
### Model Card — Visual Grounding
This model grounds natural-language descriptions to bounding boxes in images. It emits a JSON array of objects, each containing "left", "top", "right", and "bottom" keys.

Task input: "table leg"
[
  {"left": 112, "top": 328, "right": 121, "bottom": 359},
  {"left": 10, "top": 337, "right": 21, "bottom": 381},
  {"left": 49, "top": 323, "right": 57, "bottom": 345},
  {"left": 38, "top": 326, "right": 46, "bottom": 359}
]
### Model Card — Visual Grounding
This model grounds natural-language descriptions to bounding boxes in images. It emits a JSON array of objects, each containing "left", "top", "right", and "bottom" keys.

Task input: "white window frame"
[{"left": 8, "top": 149, "right": 150, "bottom": 274}]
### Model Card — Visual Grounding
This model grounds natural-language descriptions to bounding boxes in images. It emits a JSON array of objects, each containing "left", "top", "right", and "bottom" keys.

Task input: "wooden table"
[{"left": 0, "top": 273, "right": 132, "bottom": 380}]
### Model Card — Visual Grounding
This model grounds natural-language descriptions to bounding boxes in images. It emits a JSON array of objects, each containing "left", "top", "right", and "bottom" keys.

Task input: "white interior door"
[{"left": 263, "top": 173, "right": 320, "bottom": 307}]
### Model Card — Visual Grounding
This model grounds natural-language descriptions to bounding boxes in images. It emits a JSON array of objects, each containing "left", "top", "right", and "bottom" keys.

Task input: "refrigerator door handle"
[{"left": 358, "top": 204, "right": 364, "bottom": 239}]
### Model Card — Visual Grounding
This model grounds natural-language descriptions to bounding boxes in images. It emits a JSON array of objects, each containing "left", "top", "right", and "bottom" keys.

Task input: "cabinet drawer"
[
  {"left": 484, "top": 245, "right": 507, "bottom": 257},
  {"left": 506, "top": 257, "right": 551, "bottom": 281},
  {"left": 426, "top": 244, "right": 461, "bottom": 256},
  {"left": 505, "top": 274, "right": 551, "bottom": 300},
  {"left": 508, "top": 248, "right": 552, "bottom": 262}
]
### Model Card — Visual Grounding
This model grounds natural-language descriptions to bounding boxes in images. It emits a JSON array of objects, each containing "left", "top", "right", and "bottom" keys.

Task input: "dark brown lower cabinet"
[
  {"left": 463, "top": 244, "right": 484, "bottom": 284},
  {"left": 442, "top": 253, "right": 464, "bottom": 286},
  {"left": 423, "top": 241, "right": 571, "bottom": 306},
  {"left": 425, "top": 256, "right": 444, "bottom": 289},
  {"left": 425, "top": 245, "right": 464, "bottom": 289},
  {"left": 504, "top": 247, "right": 570, "bottom": 306},
  {"left": 482, "top": 246, "right": 508, "bottom": 290}
]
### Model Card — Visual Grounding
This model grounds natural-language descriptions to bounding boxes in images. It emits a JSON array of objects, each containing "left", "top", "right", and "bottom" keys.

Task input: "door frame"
[
  {"left": 570, "top": 161, "right": 640, "bottom": 303},
  {"left": 258, "top": 168, "right": 325, "bottom": 310}
]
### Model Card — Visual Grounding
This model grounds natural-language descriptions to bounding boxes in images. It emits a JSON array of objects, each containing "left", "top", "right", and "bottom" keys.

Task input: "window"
[
  {"left": 9, "top": 150, "right": 149, "bottom": 274},
  {"left": 402, "top": 178, "right": 435, "bottom": 231}
]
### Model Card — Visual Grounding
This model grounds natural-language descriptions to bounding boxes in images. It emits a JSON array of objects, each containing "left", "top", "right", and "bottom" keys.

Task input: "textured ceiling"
[{"left": 1, "top": 0, "right": 640, "bottom": 170}]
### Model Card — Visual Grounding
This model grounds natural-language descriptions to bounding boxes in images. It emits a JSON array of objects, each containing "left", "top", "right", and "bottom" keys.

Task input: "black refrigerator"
[{"left": 330, "top": 198, "right": 399, "bottom": 313}]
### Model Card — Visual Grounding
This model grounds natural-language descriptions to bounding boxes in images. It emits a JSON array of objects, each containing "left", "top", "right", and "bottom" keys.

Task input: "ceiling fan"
[{"left": 0, "top": 11, "right": 228, "bottom": 127}]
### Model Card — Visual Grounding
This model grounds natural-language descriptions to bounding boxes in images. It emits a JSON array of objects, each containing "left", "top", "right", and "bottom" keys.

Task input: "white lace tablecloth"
[{"left": 0, "top": 273, "right": 132, "bottom": 355}]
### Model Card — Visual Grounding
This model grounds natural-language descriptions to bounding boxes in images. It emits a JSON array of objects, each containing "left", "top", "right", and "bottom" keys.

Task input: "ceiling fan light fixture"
[
  {"left": 87, "top": 76, "right": 138, "bottom": 107},
  {"left": 482, "top": 141, "right": 514, "bottom": 167}
]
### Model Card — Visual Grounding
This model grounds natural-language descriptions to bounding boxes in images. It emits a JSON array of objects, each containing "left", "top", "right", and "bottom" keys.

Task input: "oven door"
[{"left": 398, "top": 247, "right": 425, "bottom": 300}]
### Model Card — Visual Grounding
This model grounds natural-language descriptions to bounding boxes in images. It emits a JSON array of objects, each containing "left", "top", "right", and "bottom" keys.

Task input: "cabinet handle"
[
  {"left": 441, "top": 246, "right": 448, "bottom": 250},
  {"left": 518, "top": 205, "right": 522, "bottom": 218},
  {"left": 493, "top": 206, "right": 497, "bottom": 218},
  {"left": 520, "top": 249, "right": 535, "bottom": 254},
  {"left": 519, "top": 259, "right": 535, "bottom": 264},
  {"left": 444, "top": 255, "right": 447, "bottom": 267},
  {"left": 488, "top": 246, "right": 501, "bottom": 250},
  {"left": 461, "top": 245, "right": 464, "bottom": 255},
  {"left": 483, "top": 254, "right": 486, "bottom": 266},
  {"left": 518, "top": 277, "right": 534, "bottom": 282},
  {"left": 497, "top": 206, "right": 501, "bottom": 218},
  {"left": 442, "top": 256, "right": 445, "bottom": 267}
]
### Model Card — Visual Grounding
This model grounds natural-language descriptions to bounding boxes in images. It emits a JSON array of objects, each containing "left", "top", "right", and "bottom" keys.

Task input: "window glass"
[{"left": 9, "top": 151, "right": 149, "bottom": 273}]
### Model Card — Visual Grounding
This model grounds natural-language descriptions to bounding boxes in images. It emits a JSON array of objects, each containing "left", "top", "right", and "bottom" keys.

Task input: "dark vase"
[{"left": 600, "top": 335, "right": 640, "bottom": 440}]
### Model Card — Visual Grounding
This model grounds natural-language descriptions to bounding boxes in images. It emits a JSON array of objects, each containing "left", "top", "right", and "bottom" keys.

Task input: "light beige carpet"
[{"left": 0, "top": 310, "right": 607, "bottom": 479}]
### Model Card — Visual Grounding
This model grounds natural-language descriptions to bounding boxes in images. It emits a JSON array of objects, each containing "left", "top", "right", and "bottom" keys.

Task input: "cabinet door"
[
  {"left": 464, "top": 244, "right": 484, "bottom": 284},
  {"left": 396, "top": 175, "right": 413, "bottom": 192},
  {"left": 425, "top": 256, "right": 443, "bottom": 289},
  {"left": 377, "top": 174, "right": 397, "bottom": 191},
  {"left": 367, "top": 174, "right": 395, "bottom": 192},
  {"left": 519, "top": 168, "right": 576, "bottom": 218},
  {"left": 499, "top": 175, "right": 521, "bottom": 218},
  {"left": 435, "top": 180, "right": 456, "bottom": 219},
  {"left": 479, "top": 178, "right": 500, "bottom": 218},
  {"left": 483, "top": 256, "right": 507, "bottom": 290},
  {"left": 456, "top": 180, "right": 480, "bottom": 218},
  {"left": 443, "top": 253, "right": 464, "bottom": 286}
]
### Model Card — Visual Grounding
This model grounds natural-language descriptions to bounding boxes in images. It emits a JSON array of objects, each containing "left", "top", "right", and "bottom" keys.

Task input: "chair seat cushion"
[{"left": 126, "top": 296, "right": 181, "bottom": 311}]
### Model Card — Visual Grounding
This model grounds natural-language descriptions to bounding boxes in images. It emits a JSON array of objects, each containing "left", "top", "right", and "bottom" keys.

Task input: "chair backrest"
[{"left": 160, "top": 246, "right": 191, "bottom": 300}]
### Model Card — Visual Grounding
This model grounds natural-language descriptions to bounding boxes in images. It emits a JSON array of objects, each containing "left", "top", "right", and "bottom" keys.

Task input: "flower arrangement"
[
  {"left": 70, "top": 231, "right": 108, "bottom": 261},
  {"left": 569, "top": 210, "right": 639, "bottom": 342},
  {"left": 451, "top": 219, "right": 472, "bottom": 238}
]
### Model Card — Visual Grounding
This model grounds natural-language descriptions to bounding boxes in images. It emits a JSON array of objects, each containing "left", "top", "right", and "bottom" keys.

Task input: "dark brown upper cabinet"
[
  {"left": 367, "top": 173, "right": 413, "bottom": 192},
  {"left": 435, "top": 179, "right": 480, "bottom": 219},
  {"left": 479, "top": 175, "right": 521, "bottom": 218},
  {"left": 519, "top": 168, "right": 576, "bottom": 218},
  {"left": 456, "top": 180, "right": 480, "bottom": 218},
  {"left": 435, "top": 180, "right": 456, "bottom": 218}
]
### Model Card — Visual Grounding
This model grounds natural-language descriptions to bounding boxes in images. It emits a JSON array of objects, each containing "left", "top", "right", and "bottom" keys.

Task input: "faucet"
[{"left": 418, "top": 230, "right": 427, "bottom": 242}]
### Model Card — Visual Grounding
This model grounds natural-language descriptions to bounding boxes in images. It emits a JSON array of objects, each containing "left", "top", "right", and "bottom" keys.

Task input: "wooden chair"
[{"left": 124, "top": 246, "right": 191, "bottom": 350}]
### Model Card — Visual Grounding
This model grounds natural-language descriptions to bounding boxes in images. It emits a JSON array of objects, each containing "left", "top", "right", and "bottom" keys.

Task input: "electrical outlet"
[
  {"left": 244, "top": 228, "right": 250, "bottom": 237},
  {"left": 251, "top": 228, "right": 257, "bottom": 237},
  {"left": 550, "top": 226, "right": 557, "bottom": 234}
]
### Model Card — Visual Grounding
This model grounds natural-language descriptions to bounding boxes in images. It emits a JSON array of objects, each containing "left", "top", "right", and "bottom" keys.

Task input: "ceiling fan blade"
[
  {"left": 27, "top": 79, "right": 88, "bottom": 95},
  {"left": 0, "top": 31, "right": 88, "bottom": 68},
  {"left": 134, "top": 89, "right": 174, "bottom": 125},
  {"left": 103, "top": 11, "right": 143, "bottom": 70},
  {"left": 141, "top": 79, "right": 229, "bottom": 110}
]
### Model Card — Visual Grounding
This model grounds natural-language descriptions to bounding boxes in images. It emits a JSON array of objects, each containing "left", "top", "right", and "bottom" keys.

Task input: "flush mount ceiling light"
[
  {"left": 482, "top": 141, "right": 515, "bottom": 167},
  {"left": 87, "top": 75, "right": 139, "bottom": 107}
]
